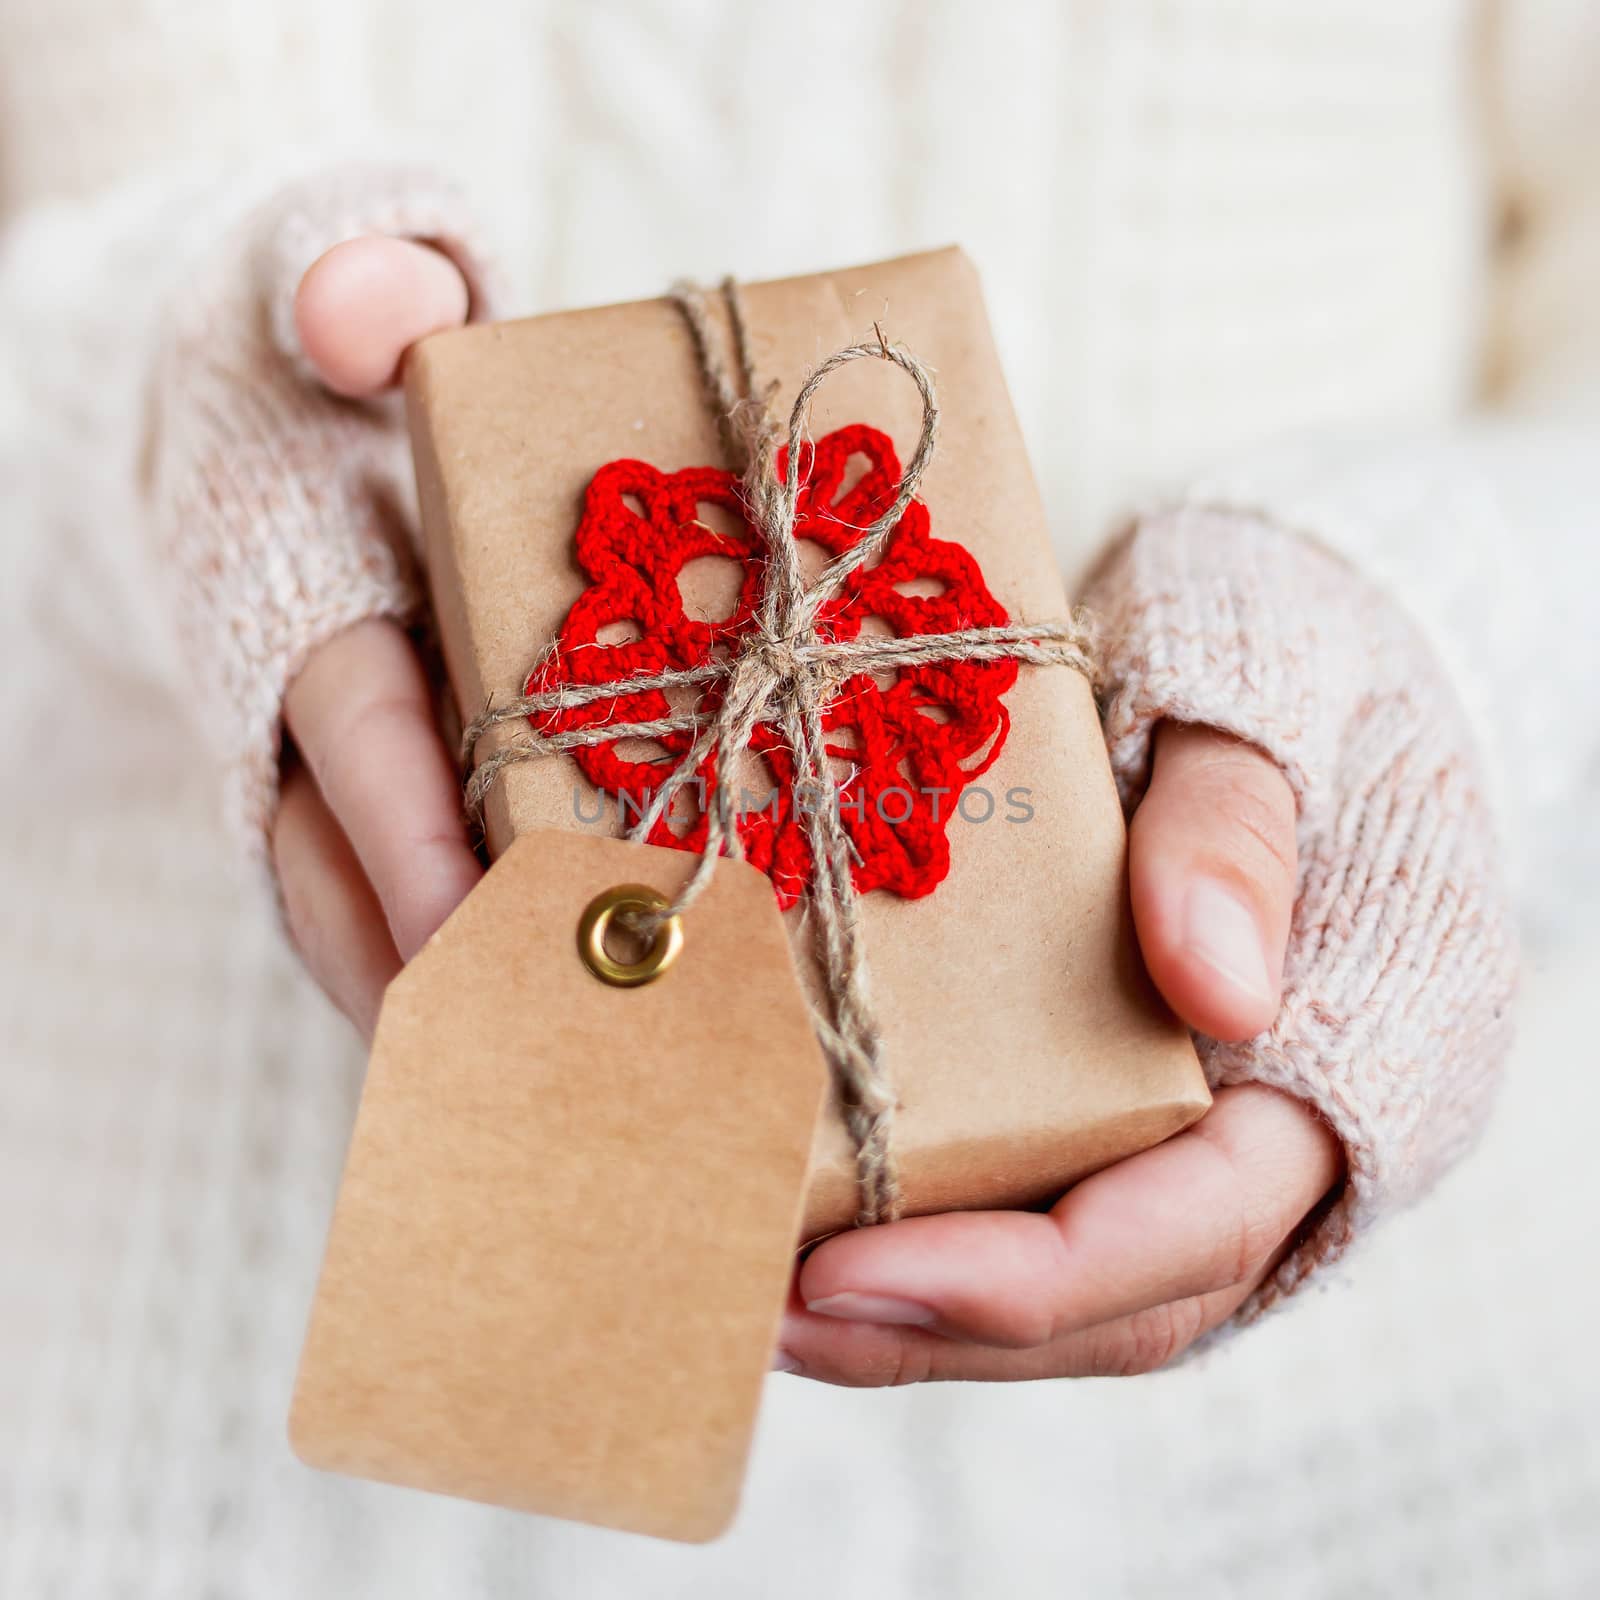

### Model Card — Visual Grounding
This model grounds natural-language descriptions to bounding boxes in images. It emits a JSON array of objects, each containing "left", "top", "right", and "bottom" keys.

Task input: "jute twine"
[{"left": 461, "top": 279, "right": 1097, "bottom": 1226}]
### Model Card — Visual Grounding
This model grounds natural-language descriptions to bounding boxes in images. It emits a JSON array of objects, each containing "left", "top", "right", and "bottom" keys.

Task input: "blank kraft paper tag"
[{"left": 290, "top": 830, "right": 828, "bottom": 1542}]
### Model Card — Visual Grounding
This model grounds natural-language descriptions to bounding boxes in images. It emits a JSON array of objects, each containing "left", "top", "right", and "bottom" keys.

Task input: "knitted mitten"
[
  {"left": 145, "top": 163, "right": 499, "bottom": 856},
  {"left": 1084, "top": 506, "right": 1519, "bottom": 1320}
]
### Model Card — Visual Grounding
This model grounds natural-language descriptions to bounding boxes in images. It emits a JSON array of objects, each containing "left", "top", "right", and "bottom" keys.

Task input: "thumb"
[
  {"left": 293, "top": 236, "right": 470, "bottom": 398},
  {"left": 1128, "top": 722, "right": 1298, "bottom": 1041}
]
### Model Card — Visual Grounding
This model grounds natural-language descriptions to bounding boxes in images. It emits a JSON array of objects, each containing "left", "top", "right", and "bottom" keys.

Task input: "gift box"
[
  {"left": 291, "top": 247, "right": 1208, "bottom": 1541},
  {"left": 412, "top": 245, "right": 1206, "bottom": 1229}
]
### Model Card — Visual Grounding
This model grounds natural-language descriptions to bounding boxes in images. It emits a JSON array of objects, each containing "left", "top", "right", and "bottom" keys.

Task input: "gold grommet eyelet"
[{"left": 577, "top": 883, "right": 684, "bottom": 988}]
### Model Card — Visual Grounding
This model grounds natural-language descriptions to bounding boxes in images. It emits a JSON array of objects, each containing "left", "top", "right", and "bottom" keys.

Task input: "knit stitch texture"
[
  {"left": 146, "top": 165, "right": 500, "bottom": 855},
  {"left": 5, "top": 4, "right": 1597, "bottom": 1594}
]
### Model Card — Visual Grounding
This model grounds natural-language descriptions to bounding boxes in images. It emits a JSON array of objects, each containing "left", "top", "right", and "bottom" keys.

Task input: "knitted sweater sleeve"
[{"left": 1079, "top": 419, "right": 1600, "bottom": 1322}]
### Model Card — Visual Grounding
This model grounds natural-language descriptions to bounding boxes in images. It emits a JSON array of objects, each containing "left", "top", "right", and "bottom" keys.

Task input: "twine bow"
[{"left": 462, "top": 279, "right": 1097, "bottom": 1225}]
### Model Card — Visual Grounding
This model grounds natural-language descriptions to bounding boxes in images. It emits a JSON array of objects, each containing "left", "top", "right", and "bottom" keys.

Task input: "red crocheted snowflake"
[{"left": 530, "top": 424, "right": 1018, "bottom": 909}]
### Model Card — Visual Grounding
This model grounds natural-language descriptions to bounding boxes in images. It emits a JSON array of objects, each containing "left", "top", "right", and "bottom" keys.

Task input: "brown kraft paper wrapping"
[{"left": 405, "top": 245, "right": 1211, "bottom": 1239}]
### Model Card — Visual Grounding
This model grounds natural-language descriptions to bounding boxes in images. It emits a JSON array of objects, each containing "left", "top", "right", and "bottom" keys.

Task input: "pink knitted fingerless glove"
[
  {"left": 146, "top": 163, "right": 500, "bottom": 855},
  {"left": 1084, "top": 506, "right": 1519, "bottom": 1322}
]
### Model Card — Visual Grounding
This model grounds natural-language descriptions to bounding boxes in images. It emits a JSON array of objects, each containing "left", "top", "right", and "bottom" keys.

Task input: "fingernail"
[
  {"left": 804, "top": 1292, "right": 937, "bottom": 1326},
  {"left": 771, "top": 1348, "right": 805, "bottom": 1374},
  {"left": 1183, "top": 878, "right": 1274, "bottom": 1004}
]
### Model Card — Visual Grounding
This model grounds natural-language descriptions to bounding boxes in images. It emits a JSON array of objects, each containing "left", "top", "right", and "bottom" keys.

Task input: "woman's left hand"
[
  {"left": 780, "top": 483, "right": 1519, "bottom": 1382},
  {"left": 777, "top": 722, "right": 1343, "bottom": 1383}
]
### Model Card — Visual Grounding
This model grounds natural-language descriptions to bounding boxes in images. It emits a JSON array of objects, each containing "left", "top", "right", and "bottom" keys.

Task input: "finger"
[
  {"left": 1129, "top": 722, "right": 1298, "bottom": 1041},
  {"left": 776, "top": 1272, "right": 1259, "bottom": 1387},
  {"left": 273, "top": 761, "right": 402, "bottom": 1040},
  {"left": 794, "top": 1084, "right": 1341, "bottom": 1348},
  {"left": 293, "top": 236, "right": 470, "bottom": 398},
  {"left": 285, "top": 618, "right": 482, "bottom": 961}
]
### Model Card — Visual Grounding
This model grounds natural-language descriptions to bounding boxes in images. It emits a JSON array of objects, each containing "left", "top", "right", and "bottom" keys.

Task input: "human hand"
[
  {"left": 273, "top": 238, "right": 481, "bottom": 1038},
  {"left": 778, "top": 722, "right": 1344, "bottom": 1383},
  {"left": 779, "top": 487, "right": 1517, "bottom": 1380}
]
